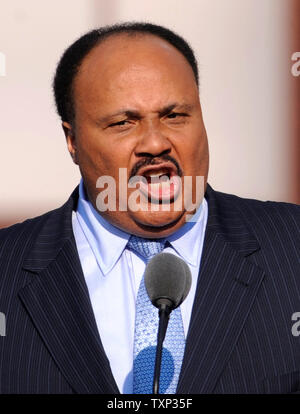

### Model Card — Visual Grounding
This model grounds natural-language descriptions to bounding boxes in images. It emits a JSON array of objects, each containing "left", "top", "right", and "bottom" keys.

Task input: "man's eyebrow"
[
  {"left": 97, "top": 103, "right": 194, "bottom": 124},
  {"left": 158, "top": 103, "right": 194, "bottom": 117},
  {"left": 96, "top": 110, "right": 141, "bottom": 124}
]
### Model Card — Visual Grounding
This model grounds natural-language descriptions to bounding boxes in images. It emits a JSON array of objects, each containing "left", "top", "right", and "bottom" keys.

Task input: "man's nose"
[{"left": 134, "top": 121, "right": 172, "bottom": 157}]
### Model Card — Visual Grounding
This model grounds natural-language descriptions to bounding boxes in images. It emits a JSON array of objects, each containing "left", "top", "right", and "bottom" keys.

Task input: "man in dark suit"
[{"left": 0, "top": 22, "right": 299, "bottom": 394}]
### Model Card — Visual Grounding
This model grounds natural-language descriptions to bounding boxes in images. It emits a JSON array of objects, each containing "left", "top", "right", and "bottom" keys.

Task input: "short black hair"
[{"left": 53, "top": 22, "right": 199, "bottom": 124}]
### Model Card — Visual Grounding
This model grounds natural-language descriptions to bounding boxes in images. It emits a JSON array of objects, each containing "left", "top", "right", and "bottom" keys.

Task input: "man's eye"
[
  {"left": 166, "top": 112, "right": 188, "bottom": 124},
  {"left": 166, "top": 113, "right": 188, "bottom": 120},
  {"left": 109, "top": 120, "right": 129, "bottom": 127}
]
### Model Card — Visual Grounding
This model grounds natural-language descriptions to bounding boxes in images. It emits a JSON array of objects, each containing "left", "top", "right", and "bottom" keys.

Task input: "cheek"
[
  {"left": 178, "top": 132, "right": 208, "bottom": 171},
  {"left": 77, "top": 144, "right": 105, "bottom": 174},
  {"left": 76, "top": 133, "right": 115, "bottom": 174}
]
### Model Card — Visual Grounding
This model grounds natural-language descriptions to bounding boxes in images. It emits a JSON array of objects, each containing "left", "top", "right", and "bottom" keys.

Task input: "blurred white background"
[{"left": 0, "top": 0, "right": 295, "bottom": 225}]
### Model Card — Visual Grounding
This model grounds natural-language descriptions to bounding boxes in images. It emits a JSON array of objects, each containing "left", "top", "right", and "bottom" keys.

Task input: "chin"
[{"left": 131, "top": 209, "right": 186, "bottom": 234}]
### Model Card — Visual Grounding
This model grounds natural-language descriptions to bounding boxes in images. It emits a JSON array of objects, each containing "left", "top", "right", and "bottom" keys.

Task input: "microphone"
[{"left": 144, "top": 252, "right": 192, "bottom": 394}]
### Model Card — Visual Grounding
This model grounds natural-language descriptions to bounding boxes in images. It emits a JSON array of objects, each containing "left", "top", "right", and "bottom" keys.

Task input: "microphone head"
[{"left": 144, "top": 252, "right": 192, "bottom": 310}]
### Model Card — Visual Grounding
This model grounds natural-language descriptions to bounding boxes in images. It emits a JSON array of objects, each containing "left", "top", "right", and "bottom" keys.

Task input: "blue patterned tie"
[{"left": 128, "top": 235, "right": 186, "bottom": 394}]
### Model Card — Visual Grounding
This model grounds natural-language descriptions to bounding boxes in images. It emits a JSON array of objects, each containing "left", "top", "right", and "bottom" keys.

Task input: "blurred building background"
[{"left": 0, "top": 0, "right": 299, "bottom": 228}]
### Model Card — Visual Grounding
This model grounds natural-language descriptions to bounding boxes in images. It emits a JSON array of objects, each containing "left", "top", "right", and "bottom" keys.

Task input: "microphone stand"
[{"left": 153, "top": 301, "right": 172, "bottom": 394}]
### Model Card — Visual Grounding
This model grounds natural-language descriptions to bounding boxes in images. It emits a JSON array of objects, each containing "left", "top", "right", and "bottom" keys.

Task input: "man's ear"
[{"left": 62, "top": 121, "right": 78, "bottom": 165}]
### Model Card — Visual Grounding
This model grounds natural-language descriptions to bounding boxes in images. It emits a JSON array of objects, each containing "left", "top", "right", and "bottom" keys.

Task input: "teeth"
[
  {"left": 148, "top": 176, "right": 170, "bottom": 185},
  {"left": 144, "top": 170, "right": 170, "bottom": 178}
]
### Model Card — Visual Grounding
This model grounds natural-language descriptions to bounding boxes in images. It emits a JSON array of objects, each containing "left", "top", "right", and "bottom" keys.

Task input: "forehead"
[
  {"left": 82, "top": 33, "right": 194, "bottom": 71},
  {"left": 76, "top": 33, "right": 196, "bottom": 87},
  {"left": 73, "top": 34, "right": 198, "bottom": 115}
]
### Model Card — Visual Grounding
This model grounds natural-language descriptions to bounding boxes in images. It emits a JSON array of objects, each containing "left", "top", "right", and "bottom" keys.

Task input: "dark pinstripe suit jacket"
[{"left": 0, "top": 184, "right": 299, "bottom": 394}]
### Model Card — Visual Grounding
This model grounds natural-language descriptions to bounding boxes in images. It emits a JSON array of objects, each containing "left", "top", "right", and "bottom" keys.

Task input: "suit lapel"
[
  {"left": 19, "top": 188, "right": 119, "bottom": 394},
  {"left": 177, "top": 185, "right": 266, "bottom": 393}
]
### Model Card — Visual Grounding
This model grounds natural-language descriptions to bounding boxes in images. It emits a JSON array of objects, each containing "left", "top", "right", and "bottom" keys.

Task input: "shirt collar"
[
  {"left": 167, "top": 199, "right": 208, "bottom": 267},
  {"left": 75, "top": 179, "right": 208, "bottom": 274},
  {"left": 76, "top": 180, "right": 130, "bottom": 275}
]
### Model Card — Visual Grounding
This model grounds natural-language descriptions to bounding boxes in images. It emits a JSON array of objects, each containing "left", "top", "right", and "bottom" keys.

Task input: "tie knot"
[{"left": 127, "top": 235, "right": 166, "bottom": 261}]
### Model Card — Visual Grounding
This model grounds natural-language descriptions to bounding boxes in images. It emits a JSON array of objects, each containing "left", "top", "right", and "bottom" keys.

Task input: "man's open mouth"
[{"left": 134, "top": 162, "right": 182, "bottom": 203}]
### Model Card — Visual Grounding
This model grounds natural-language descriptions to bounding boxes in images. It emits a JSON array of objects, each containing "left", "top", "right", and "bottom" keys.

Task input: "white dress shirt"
[{"left": 72, "top": 179, "right": 208, "bottom": 393}]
